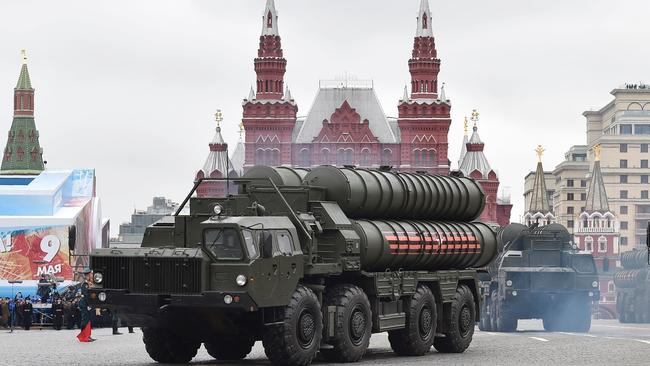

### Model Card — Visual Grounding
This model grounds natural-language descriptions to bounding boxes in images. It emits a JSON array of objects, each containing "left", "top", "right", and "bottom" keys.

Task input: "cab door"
[{"left": 274, "top": 230, "right": 303, "bottom": 299}]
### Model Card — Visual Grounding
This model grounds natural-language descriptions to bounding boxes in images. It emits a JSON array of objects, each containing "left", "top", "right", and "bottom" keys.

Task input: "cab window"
[
  {"left": 204, "top": 228, "right": 243, "bottom": 260},
  {"left": 276, "top": 231, "right": 293, "bottom": 256},
  {"left": 242, "top": 229, "right": 259, "bottom": 260}
]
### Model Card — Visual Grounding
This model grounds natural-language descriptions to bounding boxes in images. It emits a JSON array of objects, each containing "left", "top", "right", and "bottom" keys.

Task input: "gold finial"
[
  {"left": 535, "top": 145, "right": 545, "bottom": 162},
  {"left": 593, "top": 144, "right": 601, "bottom": 161},
  {"left": 21, "top": 49, "right": 27, "bottom": 64},
  {"left": 470, "top": 109, "right": 479, "bottom": 127},
  {"left": 463, "top": 117, "right": 469, "bottom": 136},
  {"left": 214, "top": 109, "right": 223, "bottom": 127}
]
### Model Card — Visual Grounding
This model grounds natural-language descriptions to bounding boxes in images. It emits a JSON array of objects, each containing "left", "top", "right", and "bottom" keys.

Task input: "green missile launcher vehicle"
[
  {"left": 88, "top": 165, "right": 497, "bottom": 365},
  {"left": 478, "top": 223, "right": 599, "bottom": 333}
]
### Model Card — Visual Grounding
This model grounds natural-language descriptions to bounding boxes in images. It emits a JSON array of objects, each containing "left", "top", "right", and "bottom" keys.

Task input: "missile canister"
[
  {"left": 614, "top": 269, "right": 649, "bottom": 288},
  {"left": 243, "top": 166, "right": 310, "bottom": 186},
  {"left": 621, "top": 249, "right": 649, "bottom": 269},
  {"left": 303, "top": 165, "right": 485, "bottom": 221},
  {"left": 353, "top": 220, "right": 497, "bottom": 271}
]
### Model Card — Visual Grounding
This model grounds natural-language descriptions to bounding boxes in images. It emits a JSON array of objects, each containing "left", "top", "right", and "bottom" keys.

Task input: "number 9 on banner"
[{"left": 40, "top": 235, "right": 61, "bottom": 262}]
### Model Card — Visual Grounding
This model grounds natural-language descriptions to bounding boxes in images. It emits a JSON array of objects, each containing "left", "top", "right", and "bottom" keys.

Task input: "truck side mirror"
[
  {"left": 68, "top": 226, "right": 77, "bottom": 252},
  {"left": 260, "top": 231, "right": 273, "bottom": 258}
]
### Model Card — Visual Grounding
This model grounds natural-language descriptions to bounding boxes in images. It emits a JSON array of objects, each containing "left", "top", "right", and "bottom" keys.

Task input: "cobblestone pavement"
[{"left": 1, "top": 319, "right": 649, "bottom": 365}]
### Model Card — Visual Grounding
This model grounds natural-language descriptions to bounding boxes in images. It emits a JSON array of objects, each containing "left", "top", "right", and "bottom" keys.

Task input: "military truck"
[
  {"left": 88, "top": 165, "right": 497, "bottom": 365},
  {"left": 616, "top": 248, "right": 650, "bottom": 323},
  {"left": 477, "top": 223, "right": 598, "bottom": 333}
]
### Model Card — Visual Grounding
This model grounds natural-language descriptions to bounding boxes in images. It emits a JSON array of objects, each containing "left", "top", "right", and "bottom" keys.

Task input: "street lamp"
[{"left": 8, "top": 280, "right": 23, "bottom": 333}]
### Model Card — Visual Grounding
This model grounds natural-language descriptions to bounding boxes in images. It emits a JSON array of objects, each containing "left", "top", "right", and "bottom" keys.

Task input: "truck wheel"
[
  {"left": 570, "top": 303, "right": 592, "bottom": 332},
  {"left": 205, "top": 335, "right": 255, "bottom": 360},
  {"left": 263, "top": 285, "right": 322, "bottom": 366},
  {"left": 543, "top": 313, "right": 560, "bottom": 332},
  {"left": 489, "top": 292, "right": 498, "bottom": 331},
  {"left": 142, "top": 328, "right": 199, "bottom": 364},
  {"left": 321, "top": 284, "right": 372, "bottom": 363},
  {"left": 388, "top": 285, "right": 437, "bottom": 356},
  {"left": 478, "top": 296, "right": 491, "bottom": 331},
  {"left": 495, "top": 303, "right": 517, "bottom": 333},
  {"left": 433, "top": 285, "right": 475, "bottom": 353}
]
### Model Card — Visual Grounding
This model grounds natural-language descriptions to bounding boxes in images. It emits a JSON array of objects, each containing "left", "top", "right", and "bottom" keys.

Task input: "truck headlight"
[
  {"left": 98, "top": 292, "right": 107, "bottom": 302},
  {"left": 213, "top": 204, "right": 223, "bottom": 215},
  {"left": 224, "top": 294, "right": 233, "bottom": 304},
  {"left": 93, "top": 272, "right": 103, "bottom": 284},
  {"left": 592, "top": 281, "right": 598, "bottom": 288},
  {"left": 511, "top": 290, "right": 518, "bottom": 297},
  {"left": 506, "top": 280, "right": 513, "bottom": 287},
  {"left": 236, "top": 274, "right": 247, "bottom": 287}
]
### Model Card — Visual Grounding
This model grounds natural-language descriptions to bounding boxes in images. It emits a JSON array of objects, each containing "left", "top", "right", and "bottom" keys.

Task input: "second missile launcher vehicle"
[
  {"left": 88, "top": 165, "right": 497, "bottom": 365},
  {"left": 478, "top": 223, "right": 598, "bottom": 332}
]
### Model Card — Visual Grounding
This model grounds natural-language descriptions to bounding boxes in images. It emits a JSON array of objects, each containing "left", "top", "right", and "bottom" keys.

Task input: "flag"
[{"left": 77, "top": 321, "right": 92, "bottom": 342}]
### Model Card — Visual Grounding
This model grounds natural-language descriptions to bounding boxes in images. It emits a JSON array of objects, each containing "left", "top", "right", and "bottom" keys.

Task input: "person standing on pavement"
[
  {"left": 8, "top": 298, "right": 16, "bottom": 328},
  {"left": 112, "top": 310, "right": 134, "bottom": 335},
  {"left": 76, "top": 282, "right": 95, "bottom": 342},
  {"left": 52, "top": 298, "right": 64, "bottom": 330},
  {"left": 22, "top": 297, "right": 33, "bottom": 330},
  {"left": 0, "top": 298, "right": 8, "bottom": 328}
]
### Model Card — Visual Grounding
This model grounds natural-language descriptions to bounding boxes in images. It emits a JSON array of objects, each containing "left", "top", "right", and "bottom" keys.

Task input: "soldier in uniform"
[
  {"left": 52, "top": 298, "right": 64, "bottom": 330},
  {"left": 22, "top": 297, "right": 33, "bottom": 330}
]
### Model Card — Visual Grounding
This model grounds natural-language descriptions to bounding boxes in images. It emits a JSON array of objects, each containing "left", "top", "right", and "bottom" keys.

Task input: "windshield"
[
  {"left": 242, "top": 229, "right": 260, "bottom": 260},
  {"left": 204, "top": 228, "right": 243, "bottom": 260}
]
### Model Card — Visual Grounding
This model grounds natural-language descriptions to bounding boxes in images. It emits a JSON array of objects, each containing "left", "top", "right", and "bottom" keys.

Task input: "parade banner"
[{"left": 0, "top": 226, "right": 73, "bottom": 281}]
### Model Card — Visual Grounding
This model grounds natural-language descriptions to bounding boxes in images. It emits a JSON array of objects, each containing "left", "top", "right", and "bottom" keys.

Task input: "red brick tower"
[
  {"left": 242, "top": 0, "right": 297, "bottom": 169},
  {"left": 397, "top": 0, "right": 451, "bottom": 174}
]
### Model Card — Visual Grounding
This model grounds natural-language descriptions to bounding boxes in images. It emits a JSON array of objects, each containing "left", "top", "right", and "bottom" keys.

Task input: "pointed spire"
[
  {"left": 585, "top": 144, "right": 610, "bottom": 212},
  {"left": 283, "top": 84, "right": 293, "bottom": 101},
  {"left": 528, "top": 145, "right": 551, "bottom": 213},
  {"left": 248, "top": 86, "right": 255, "bottom": 101},
  {"left": 401, "top": 84, "right": 410, "bottom": 102},
  {"left": 262, "top": 0, "right": 279, "bottom": 36},
  {"left": 416, "top": 0, "right": 434, "bottom": 37},
  {"left": 2, "top": 51, "right": 43, "bottom": 175},
  {"left": 458, "top": 117, "right": 469, "bottom": 168},
  {"left": 439, "top": 82, "right": 447, "bottom": 101},
  {"left": 459, "top": 112, "right": 492, "bottom": 178},
  {"left": 16, "top": 50, "right": 33, "bottom": 90}
]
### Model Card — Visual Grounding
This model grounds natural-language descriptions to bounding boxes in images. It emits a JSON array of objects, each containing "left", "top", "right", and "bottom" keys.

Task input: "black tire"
[
  {"left": 321, "top": 284, "right": 372, "bottom": 363},
  {"left": 489, "top": 292, "right": 498, "bottom": 331},
  {"left": 142, "top": 328, "right": 199, "bottom": 364},
  {"left": 542, "top": 314, "right": 560, "bottom": 332},
  {"left": 570, "top": 304, "right": 592, "bottom": 332},
  {"left": 388, "top": 285, "right": 437, "bottom": 356},
  {"left": 495, "top": 302, "right": 517, "bottom": 333},
  {"left": 205, "top": 335, "right": 255, "bottom": 361},
  {"left": 263, "top": 285, "right": 322, "bottom": 366},
  {"left": 433, "top": 285, "right": 475, "bottom": 353},
  {"left": 478, "top": 296, "right": 491, "bottom": 331}
]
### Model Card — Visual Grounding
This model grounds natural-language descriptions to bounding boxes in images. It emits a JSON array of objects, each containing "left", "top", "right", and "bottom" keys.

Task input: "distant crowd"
[{"left": 0, "top": 277, "right": 129, "bottom": 333}]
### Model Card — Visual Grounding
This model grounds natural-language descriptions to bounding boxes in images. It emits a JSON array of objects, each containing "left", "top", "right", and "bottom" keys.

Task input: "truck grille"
[{"left": 91, "top": 256, "right": 202, "bottom": 295}]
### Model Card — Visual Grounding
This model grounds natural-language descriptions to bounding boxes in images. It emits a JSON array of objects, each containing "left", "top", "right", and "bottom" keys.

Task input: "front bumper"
[{"left": 88, "top": 289, "right": 259, "bottom": 312}]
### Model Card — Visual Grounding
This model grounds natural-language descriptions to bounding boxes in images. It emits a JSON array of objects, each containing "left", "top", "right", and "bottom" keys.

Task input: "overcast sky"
[{"left": 1, "top": 0, "right": 649, "bottom": 235}]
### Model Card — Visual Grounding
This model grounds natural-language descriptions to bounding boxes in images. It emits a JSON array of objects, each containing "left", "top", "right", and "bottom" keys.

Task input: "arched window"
[
  {"left": 381, "top": 149, "right": 392, "bottom": 165},
  {"left": 607, "top": 281, "right": 615, "bottom": 292},
  {"left": 598, "top": 237, "right": 607, "bottom": 253},
  {"left": 299, "top": 148, "right": 311, "bottom": 167},
  {"left": 593, "top": 217, "right": 600, "bottom": 228},
  {"left": 360, "top": 149, "right": 370, "bottom": 166},
  {"left": 271, "top": 149, "right": 280, "bottom": 166},
  {"left": 321, "top": 149, "right": 330, "bottom": 165},
  {"left": 422, "top": 12, "right": 428, "bottom": 29},
  {"left": 585, "top": 236, "right": 593, "bottom": 252},
  {"left": 413, "top": 150, "right": 420, "bottom": 166},
  {"left": 267, "top": 11, "right": 273, "bottom": 28},
  {"left": 16, "top": 147, "right": 24, "bottom": 161}
]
